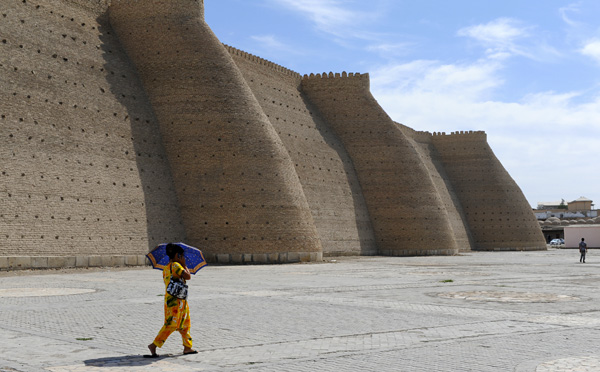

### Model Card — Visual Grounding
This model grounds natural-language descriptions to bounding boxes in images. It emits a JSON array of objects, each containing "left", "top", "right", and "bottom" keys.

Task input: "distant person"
[
  {"left": 579, "top": 238, "right": 587, "bottom": 263},
  {"left": 146, "top": 243, "right": 198, "bottom": 357}
]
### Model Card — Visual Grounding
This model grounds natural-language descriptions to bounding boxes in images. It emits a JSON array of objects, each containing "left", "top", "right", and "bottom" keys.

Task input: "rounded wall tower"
[
  {"left": 109, "top": 0, "right": 322, "bottom": 263},
  {"left": 432, "top": 132, "right": 546, "bottom": 251},
  {"left": 302, "top": 73, "right": 459, "bottom": 256}
]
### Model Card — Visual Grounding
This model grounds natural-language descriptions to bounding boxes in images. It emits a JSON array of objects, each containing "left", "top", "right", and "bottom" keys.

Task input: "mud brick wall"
[
  {"left": 0, "top": 0, "right": 185, "bottom": 268},
  {"left": 0, "top": 0, "right": 546, "bottom": 270},
  {"left": 108, "top": 0, "right": 323, "bottom": 264},
  {"left": 226, "top": 46, "right": 377, "bottom": 257},
  {"left": 302, "top": 73, "right": 459, "bottom": 256},
  {"left": 432, "top": 131, "right": 546, "bottom": 250}
]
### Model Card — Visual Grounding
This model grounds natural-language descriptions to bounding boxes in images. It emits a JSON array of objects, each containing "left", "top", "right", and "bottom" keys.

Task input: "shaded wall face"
[
  {"left": 0, "top": 0, "right": 185, "bottom": 258},
  {"left": 432, "top": 133, "right": 546, "bottom": 251},
  {"left": 109, "top": 0, "right": 323, "bottom": 263},
  {"left": 399, "top": 126, "right": 474, "bottom": 252},
  {"left": 302, "top": 75, "right": 459, "bottom": 256},
  {"left": 228, "top": 50, "right": 377, "bottom": 256}
]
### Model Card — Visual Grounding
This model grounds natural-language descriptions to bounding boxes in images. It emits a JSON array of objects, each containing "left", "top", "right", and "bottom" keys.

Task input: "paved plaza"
[{"left": 1, "top": 248, "right": 600, "bottom": 371}]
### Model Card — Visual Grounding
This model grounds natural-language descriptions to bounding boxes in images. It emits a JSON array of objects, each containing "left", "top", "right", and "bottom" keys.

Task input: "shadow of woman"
[{"left": 83, "top": 354, "right": 174, "bottom": 367}]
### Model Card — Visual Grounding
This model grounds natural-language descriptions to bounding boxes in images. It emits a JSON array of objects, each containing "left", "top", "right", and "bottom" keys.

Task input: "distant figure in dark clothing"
[{"left": 579, "top": 238, "right": 587, "bottom": 263}]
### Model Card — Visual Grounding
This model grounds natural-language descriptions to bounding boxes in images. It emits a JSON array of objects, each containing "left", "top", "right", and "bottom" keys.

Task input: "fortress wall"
[
  {"left": 226, "top": 46, "right": 377, "bottom": 256},
  {"left": 108, "top": 0, "right": 323, "bottom": 264},
  {"left": 431, "top": 131, "right": 546, "bottom": 251},
  {"left": 1, "top": 0, "right": 546, "bottom": 269},
  {"left": 0, "top": 0, "right": 185, "bottom": 267},
  {"left": 301, "top": 73, "right": 459, "bottom": 256},
  {"left": 398, "top": 125, "right": 474, "bottom": 251}
]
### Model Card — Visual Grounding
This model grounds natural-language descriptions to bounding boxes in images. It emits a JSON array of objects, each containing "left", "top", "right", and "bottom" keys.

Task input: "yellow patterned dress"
[{"left": 152, "top": 261, "right": 193, "bottom": 349}]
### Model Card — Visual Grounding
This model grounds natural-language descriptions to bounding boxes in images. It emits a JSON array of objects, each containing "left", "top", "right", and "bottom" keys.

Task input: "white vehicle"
[{"left": 549, "top": 239, "right": 564, "bottom": 246}]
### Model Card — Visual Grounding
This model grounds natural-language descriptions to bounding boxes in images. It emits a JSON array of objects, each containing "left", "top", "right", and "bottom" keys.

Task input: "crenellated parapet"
[
  {"left": 302, "top": 72, "right": 366, "bottom": 79},
  {"left": 395, "top": 122, "right": 433, "bottom": 143},
  {"left": 432, "top": 130, "right": 486, "bottom": 137},
  {"left": 431, "top": 130, "right": 487, "bottom": 146},
  {"left": 395, "top": 126, "right": 487, "bottom": 141},
  {"left": 301, "top": 72, "right": 370, "bottom": 91},
  {"left": 223, "top": 44, "right": 301, "bottom": 78}
]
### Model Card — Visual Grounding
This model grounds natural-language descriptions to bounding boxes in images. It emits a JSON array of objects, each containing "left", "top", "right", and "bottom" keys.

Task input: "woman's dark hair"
[{"left": 166, "top": 243, "right": 184, "bottom": 260}]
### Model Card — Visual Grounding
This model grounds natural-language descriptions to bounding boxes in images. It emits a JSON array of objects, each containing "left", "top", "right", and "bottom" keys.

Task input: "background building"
[{"left": 536, "top": 197, "right": 599, "bottom": 242}]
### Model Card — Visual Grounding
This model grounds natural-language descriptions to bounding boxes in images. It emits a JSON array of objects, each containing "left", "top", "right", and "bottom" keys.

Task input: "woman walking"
[{"left": 147, "top": 243, "right": 198, "bottom": 357}]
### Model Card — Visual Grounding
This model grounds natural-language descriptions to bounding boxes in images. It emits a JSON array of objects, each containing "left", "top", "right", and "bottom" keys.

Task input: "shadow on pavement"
[{"left": 84, "top": 355, "right": 172, "bottom": 367}]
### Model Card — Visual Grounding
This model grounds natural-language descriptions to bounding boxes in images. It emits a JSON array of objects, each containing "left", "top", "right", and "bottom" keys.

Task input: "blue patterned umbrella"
[{"left": 146, "top": 242, "right": 207, "bottom": 274}]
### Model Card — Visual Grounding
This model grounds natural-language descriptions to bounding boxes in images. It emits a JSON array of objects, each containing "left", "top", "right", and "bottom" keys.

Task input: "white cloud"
[
  {"left": 581, "top": 39, "right": 600, "bottom": 63},
  {"left": 457, "top": 18, "right": 559, "bottom": 61},
  {"left": 458, "top": 18, "right": 528, "bottom": 45},
  {"left": 559, "top": 2, "right": 582, "bottom": 28},
  {"left": 270, "top": 0, "right": 363, "bottom": 37},
  {"left": 250, "top": 34, "right": 304, "bottom": 56},
  {"left": 268, "top": 0, "right": 389, "bottom": 46},
  {"left": 371, "top": 59, "right": 503, "bottom": 102},
  {"left": 366, "top": 42, "right": 414, "bottom": 56},
  {"left": 251, "top": 35, "right": 286, "bottom": 49}
]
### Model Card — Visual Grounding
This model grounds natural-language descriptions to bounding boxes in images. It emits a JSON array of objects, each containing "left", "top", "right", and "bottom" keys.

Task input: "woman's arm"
[
  {"left": 175, "top": 256, "right": 192, "bottom": 280},
  {"left": 180, "top": 265, "right": 191, "bottom": 280}
]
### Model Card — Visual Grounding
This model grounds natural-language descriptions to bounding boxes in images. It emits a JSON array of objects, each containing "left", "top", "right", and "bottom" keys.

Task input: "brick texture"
[{"left": 0, "top": 0, "right": 185, "bottom": 260}]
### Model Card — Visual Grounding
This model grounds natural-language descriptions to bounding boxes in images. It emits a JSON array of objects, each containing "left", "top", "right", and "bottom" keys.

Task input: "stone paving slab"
[{"left": 2, "top": 248, "right": 600, "bottom": 371}]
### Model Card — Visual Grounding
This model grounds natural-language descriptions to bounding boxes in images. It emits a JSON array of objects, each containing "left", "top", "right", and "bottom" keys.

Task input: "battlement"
[
  {"left": 224, "top": 44, "right": 301, "bottom": 78},
  {"left": 395, "top": 123, "right": 434, "bottom": 143},
  {"left": 432, "top": 130, "right": 487, "bottom": 142},
  {"left": 432, "top": 130, "right": 486, "bottom": 136},
  {"left": 395, "top": 124, "right": 487, "bottom": 143},
  {"left": 400, "top": 129, "right": 487, "bottom": 144},
  {"left": 302, "top": 72, "right": 368, "bottom": 80},
  {"left": 301, "top": 72, "right": 371, "bottom": 92}
]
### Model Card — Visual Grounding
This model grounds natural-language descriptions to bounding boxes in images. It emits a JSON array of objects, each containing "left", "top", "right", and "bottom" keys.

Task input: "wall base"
[
  {"left": 0, "top": 255, "right": 149, "bottom": 271},
  {"left": 205, "top": 251, "right": 323, "bottom": 264}
]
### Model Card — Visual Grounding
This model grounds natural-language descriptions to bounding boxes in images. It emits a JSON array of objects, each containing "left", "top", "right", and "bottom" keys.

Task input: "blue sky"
[{"left": 206, "top": 1, "right": 600, "bottom": 208}]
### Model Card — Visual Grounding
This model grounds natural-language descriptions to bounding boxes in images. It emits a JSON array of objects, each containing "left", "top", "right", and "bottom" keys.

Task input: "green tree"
[{"left": 558, "top": 199, "right": 568, "bottom": 209}]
